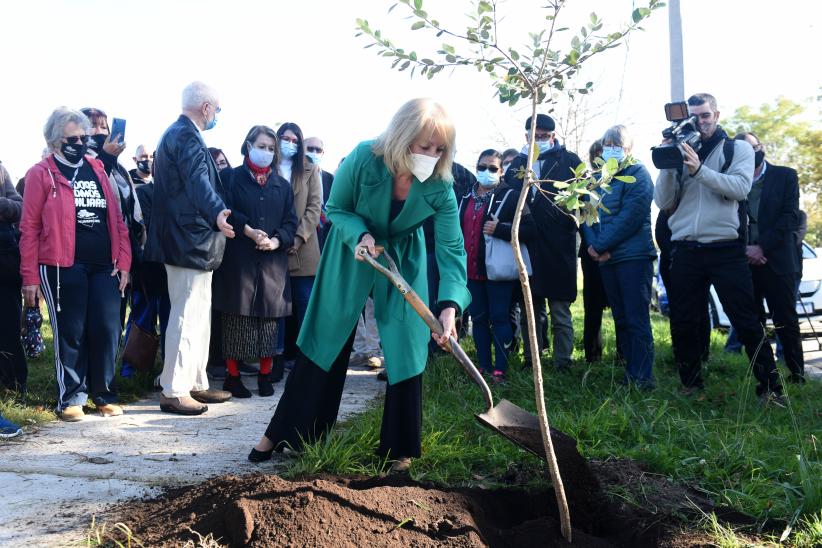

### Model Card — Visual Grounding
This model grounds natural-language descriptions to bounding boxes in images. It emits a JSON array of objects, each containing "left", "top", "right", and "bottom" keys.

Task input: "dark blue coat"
[
  {"left": 582, "top": 163, "right": 656, "bottom": 265},
  {"left": 144, "top": 115, "right": 227, "bottom": 271},
  {"left": 504, "top": 144, "right": 582, "bottom": 301},
  {"left": 751, "top": 163, "right": 801, "bottom": 275}
]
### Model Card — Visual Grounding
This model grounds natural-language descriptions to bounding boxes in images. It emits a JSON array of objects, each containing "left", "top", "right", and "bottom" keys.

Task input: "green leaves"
[
  {"left": 632, "top": 7, "right": 651, "bottom": 23},
  {"left": 354, "top": 0, "right": 661, "bottom": 225}
]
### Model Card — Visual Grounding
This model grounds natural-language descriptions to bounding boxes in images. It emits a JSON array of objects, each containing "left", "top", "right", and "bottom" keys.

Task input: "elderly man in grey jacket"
[{"left": 654, "top": 92, "right": 782, "bottom": 406}]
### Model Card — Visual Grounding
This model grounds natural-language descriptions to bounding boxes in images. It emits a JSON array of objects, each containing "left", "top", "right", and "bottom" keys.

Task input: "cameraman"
[{"left": 654, "top": 93, "right": 782, "bottom": 406}]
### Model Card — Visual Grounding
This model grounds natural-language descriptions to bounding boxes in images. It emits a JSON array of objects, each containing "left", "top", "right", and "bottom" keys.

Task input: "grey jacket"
[{"left": 654, "top": 138, "right": 754, "bottom": 243}]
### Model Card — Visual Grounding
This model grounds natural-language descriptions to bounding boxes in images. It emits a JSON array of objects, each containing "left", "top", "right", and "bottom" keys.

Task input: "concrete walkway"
[
  {"left": 0, "top": 369, "right": 383, "bottom": 547},
  {"left": 803, "top": 337, "right": 822, "bottom": 379}
]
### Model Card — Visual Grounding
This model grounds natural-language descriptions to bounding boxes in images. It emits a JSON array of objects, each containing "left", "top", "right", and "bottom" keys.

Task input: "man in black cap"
[{"left": 504, "top": 114, "right": 582, "bottom": 369}]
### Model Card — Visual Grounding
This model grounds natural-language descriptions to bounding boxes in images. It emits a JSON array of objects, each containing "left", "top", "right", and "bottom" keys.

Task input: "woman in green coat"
[{"left": 249, "top": 98, "right": 470, "bottom": 470}]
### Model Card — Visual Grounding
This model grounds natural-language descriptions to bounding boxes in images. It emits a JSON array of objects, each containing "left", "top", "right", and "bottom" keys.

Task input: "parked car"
[{"left": 654, "top": 242, "right": 822, "bottom": 328}]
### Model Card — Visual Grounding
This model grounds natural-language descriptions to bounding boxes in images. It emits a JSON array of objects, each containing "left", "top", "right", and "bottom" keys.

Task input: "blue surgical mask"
[
  {"left": 476, "top": 170, "right": 499, "bottom": 188},
  {"left": 537, "top": 140, "right": 554, "bottom": 154},
  {"left": 280, "top": 140, "right": 298, "bottom": 158},
  {"left": 601, "top": 146, "right": 625, "bottom": 163},
  {"left": 204, "top": 111, "right": 218, "bottom": 131},
  {"left": 248, "top": 145, "right": 275, "bottom": 168},
  {"left": 306, "top": 151, "right": 322, "bottom": 165}
]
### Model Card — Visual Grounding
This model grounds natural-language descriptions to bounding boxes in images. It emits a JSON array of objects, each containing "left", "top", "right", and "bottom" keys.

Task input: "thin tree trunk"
[{"left": 510, "top": 99, "right": 572, "bottom": 543}]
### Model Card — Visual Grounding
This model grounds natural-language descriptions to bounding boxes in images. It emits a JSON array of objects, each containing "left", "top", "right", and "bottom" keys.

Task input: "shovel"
[{"left": 358, "top": 246, "right": 592, "bottom": 472}]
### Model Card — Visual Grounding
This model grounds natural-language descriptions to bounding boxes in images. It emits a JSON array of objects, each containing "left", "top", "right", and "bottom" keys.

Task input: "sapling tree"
[{"left": 356, "top": 0, "right": 662, "bottom": 541}]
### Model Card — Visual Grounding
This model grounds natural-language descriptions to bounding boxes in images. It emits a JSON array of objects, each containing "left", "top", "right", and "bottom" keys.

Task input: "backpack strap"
[{"left": 720, "top": 139, "right": 735, "bottom": 174}]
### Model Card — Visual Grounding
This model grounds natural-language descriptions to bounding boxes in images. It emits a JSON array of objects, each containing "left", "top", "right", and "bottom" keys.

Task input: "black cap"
[{"left": 525, "top": 114, "right": 555, "bottom": 132}]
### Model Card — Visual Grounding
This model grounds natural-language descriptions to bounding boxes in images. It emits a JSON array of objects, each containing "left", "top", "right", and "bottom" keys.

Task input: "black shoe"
[
  {"left": 222, "top": 375, "right": 252, "bottom": 398},
  {"left": 248, "top": 447, "right": 274, "bottom": 463},
  {"left": 258, "top": 373, "right": 274, "bottom": 397},
  {"left": 271, "top": 355, "right": 285, "bottom": 383},
  {"left": 788, "top": 373, "right": 806, "bottom": 384},
  {"left": 377, "top": 369, "right": 387, "bottom": 381},
  {"left": 759, "top": 391, "right": 787, "bottom": 408}
]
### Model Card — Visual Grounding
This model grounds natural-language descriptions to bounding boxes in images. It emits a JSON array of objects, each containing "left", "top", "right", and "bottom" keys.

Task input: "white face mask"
[
  {"left": 248, "top": 146, "right": 275, "bottom": 168},
  {"left": 410, "top": 153, "right": 439, "bottom": 182}
]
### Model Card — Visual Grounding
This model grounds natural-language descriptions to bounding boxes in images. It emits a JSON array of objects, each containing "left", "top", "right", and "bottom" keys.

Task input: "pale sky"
[{"left": 1, "top": 0, "right": 819, "bottom": 183}]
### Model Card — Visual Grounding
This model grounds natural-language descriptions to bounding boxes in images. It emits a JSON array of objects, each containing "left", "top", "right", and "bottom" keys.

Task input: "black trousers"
[
  {"left": 669, "top": 244, "right": 780, "bottom": 394},
  {"left": 581, "top": 252, "right": 607, "bottom": 362},
  {"left": 751, "top": 263, "right": 804, "bottom": 378},
  {"left": 264, "top": 329, "right": 423, "bottom": 459},
  {"left": 659, "top": 248, "right": 710, "bottom": 362},
  {"left": 0, "top": 281, "right": 27, "bottom": 391}
]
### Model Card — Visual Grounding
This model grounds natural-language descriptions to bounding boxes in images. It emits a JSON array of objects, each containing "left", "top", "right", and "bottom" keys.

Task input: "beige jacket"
[{"left": 288, "top": 161, "right": 322, "bottom": 276}]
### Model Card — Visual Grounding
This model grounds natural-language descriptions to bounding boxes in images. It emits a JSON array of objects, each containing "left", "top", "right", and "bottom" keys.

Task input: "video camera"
[{"left": 651, "top": 101, "right": 702, "bottom": 170}]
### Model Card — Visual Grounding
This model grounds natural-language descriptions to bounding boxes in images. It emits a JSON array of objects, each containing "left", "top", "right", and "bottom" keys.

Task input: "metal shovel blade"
[{"left": 476, "top": 399, "right": 546, "bottom": 460}]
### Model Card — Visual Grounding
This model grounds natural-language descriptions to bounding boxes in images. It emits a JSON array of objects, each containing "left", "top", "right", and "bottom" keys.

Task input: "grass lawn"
[{"left": 3, "top": 299, "right": 820, "bottom": 545}]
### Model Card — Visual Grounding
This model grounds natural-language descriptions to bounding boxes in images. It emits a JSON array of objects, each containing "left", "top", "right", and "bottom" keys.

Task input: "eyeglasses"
[
  {"left": 280, "top": 135, "right": 299, "bottom": 144},
  {"left": 306, "top": 146, "right": 323, "bottom": 153},
  {"left": 63, "top": 135, "right": 89, "bottom": 145},
  {"left": 476, "top": 164, "right": 500, "bottom": 173}
]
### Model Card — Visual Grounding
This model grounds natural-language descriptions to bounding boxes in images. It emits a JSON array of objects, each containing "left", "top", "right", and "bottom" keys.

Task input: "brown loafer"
[
  {"left": 189, "top": 389, "right": 232, "bottom": 404},
  {"left": 58, "top": 405, "right": 85, "bottom": 422},
  {"left": 160, "top": 395, "right": 208, "bottom": 415},
  {"left": 98, "top": 403, "right": 124, "bottom": 417}
]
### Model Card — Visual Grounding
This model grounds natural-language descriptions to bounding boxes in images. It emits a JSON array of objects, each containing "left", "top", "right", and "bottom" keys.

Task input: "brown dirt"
[{"left": 105, "top": 460, "right": 759, "bottom": 548}]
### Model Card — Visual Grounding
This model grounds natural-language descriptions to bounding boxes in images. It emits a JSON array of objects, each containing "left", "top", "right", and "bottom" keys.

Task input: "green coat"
[{"left": 297, "top": 141, "right": 470, "bottom": 384}]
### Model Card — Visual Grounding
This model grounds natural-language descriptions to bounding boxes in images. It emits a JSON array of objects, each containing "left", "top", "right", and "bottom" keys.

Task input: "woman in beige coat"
[{"left": 275, "top": 122, "right": 322, "bottom": 376}]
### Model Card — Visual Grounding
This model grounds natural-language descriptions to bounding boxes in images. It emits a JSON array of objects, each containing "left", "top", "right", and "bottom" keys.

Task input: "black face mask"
[
  {"left": 60, "top": 141, "right": 88, "bottom": 164},
  {"left": 754, "top": 150, "right": 765, "bottom": 169},
  {"left": 88, "top": 134, "right": 107, "bottom": 153},
  {"left": 137, "top": 160, "right": 151, "bottom": 174}
]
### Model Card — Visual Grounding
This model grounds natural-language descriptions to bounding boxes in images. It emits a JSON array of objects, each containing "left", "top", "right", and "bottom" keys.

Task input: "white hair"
[
  {"left": 181, "top": 81, "right": 218, "bottom": 112},
  {"left": 43, "top": 107, "right": 90, "bottom": 151}
]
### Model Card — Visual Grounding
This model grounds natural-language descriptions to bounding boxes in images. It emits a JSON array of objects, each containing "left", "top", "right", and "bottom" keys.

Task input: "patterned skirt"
[{"left": 221, "top": 313, "right": 278, "bottom": 361}]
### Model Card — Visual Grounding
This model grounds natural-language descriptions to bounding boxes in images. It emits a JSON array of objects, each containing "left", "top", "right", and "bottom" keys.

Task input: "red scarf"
[{"left": 245, "top": 157, "right": 271, "bottom": 187}]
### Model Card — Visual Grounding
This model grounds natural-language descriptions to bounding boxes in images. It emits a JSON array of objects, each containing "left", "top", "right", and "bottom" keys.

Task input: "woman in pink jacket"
[{"left": 19, "top": 107, "right": 131, "bottom": 422}]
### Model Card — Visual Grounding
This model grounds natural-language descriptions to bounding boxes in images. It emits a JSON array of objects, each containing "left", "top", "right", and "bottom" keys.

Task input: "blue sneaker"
[{"left": 0, "top": 414, "right": 23, "bottom": 438}]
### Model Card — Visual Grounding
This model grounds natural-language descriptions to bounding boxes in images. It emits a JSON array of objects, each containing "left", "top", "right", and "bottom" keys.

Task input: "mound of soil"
[{"left": 111, "top": 470, "right": 694, "bottom": 548}]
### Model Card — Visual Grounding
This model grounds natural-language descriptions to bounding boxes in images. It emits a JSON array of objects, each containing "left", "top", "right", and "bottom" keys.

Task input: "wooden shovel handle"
[{"left": 358, "top": 247, "right": 494, "bottom": 411}]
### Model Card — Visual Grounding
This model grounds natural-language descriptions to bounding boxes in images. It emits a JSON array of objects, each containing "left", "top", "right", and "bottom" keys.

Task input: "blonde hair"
[
  {"left": 601, "top": 125, "right": 634, "bottom": 152},
  {"left": 372, "top": 98, "right": 455, "bottom": 182}
]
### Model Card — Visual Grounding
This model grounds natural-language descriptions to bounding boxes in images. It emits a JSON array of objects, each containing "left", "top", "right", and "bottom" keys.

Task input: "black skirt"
[
  {"left": 221, "top": 313, "right": 277, "bottom": 361},
  {"left": 264, "top": 329, "right": 422, "bottom": 459}
]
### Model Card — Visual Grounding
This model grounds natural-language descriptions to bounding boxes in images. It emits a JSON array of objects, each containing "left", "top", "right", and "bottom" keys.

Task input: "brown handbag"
[
  {"left": 121, "top": 323, "right": 160, "bottom": 372},
  {"left": 121, "top": 278, "right": 160, "bottom": 372}
]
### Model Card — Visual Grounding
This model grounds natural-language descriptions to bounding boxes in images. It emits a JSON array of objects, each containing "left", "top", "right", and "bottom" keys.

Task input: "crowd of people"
[{"left": 0, "top": 85, "right": 807, "bottom": 466}]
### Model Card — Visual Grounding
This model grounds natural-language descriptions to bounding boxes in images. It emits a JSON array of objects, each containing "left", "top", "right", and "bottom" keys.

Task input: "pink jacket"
[{"left": 19, "top": 155, "right": 131, "bottom": 287}]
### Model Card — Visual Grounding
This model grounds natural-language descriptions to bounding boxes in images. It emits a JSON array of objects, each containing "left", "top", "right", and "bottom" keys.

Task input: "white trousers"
[
  {"left": 352, "top": 297, "right": 382, "bottom": 357},
  {"left": 160, "top": 265, "right": 212, "bottom": 398}
]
